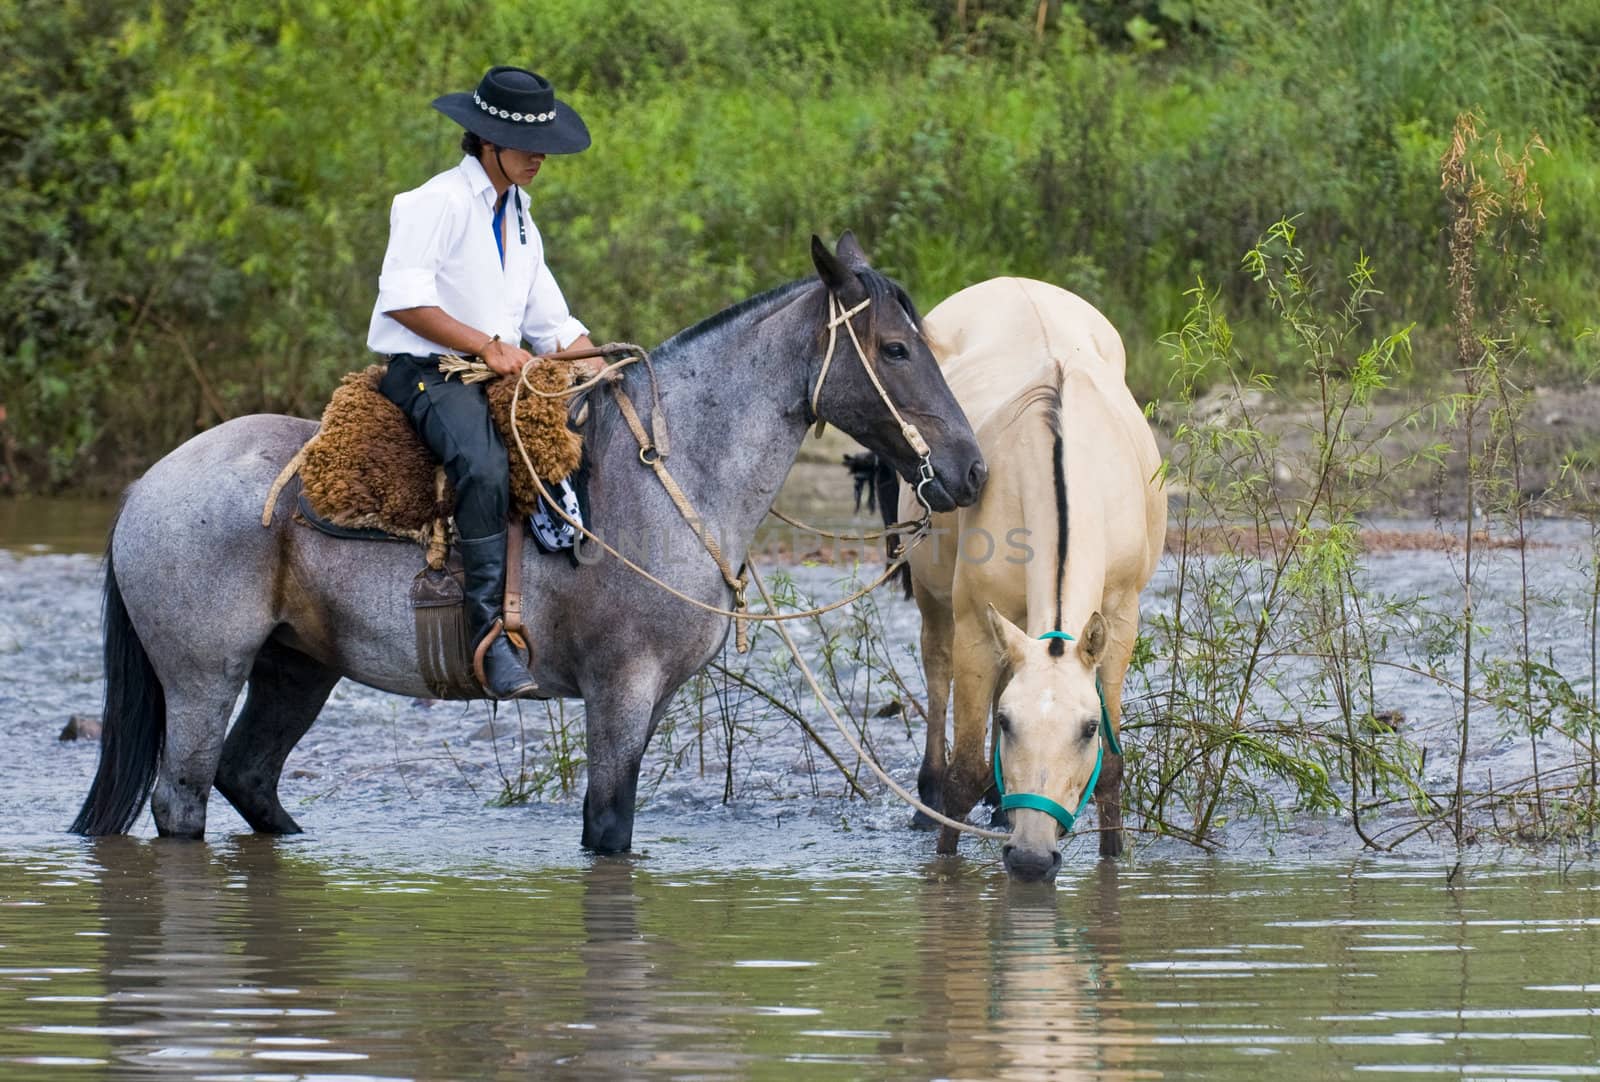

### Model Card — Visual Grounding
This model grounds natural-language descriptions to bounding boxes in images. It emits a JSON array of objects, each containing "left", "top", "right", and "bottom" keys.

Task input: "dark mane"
[
  {"left": 998, "top": 364, "right": 1071, "bottom": 639},
  {"left": 579, "top": 277, "right": 815, "bottom": 462},
  {"left": 658, "top": 279, "right": 813, "bottom": 355},
  {"left": 582, "top": 266, "right": 925, "bottom": 462}
]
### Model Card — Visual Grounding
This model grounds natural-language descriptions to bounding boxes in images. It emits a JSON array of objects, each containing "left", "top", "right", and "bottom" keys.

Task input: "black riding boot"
[{"left": 458, "top": 531, "right": 540, "bottom": 700}]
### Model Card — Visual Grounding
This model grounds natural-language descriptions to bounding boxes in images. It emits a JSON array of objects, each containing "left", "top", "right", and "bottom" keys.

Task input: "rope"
[
  {"left": 502, "top": 345, "right": 933, "bottom": 642},
  {"left": 766, "top": 507, "right": 926, "bottom": 543},
  {"left": 490, "top": 317, "right": 1018, "bottom": 838},
  {"left": 610, "top": 382, "right": 752, "bottom": 650},
  {"left": 745, "top": 561, "right": 1010, "bottom": 841},
  {"left": 436, "top": 343, "right": 648, "bottom": 395},
  {"left": 261, "top": 442, "right": 309, "bottom": 526}
]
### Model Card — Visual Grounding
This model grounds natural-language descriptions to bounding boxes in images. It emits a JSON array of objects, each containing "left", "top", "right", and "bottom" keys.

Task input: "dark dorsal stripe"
[{"left": 1050, "top": 430, "right": 1068, "bottom": 657}]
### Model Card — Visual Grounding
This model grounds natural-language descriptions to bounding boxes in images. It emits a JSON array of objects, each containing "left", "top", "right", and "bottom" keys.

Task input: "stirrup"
[{"left": 472, "top": 619, "right": 539, "bottom": 699}]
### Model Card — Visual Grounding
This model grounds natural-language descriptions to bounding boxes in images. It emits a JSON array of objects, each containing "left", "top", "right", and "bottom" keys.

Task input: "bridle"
[
  {"left": 992, "top": 630, "right": 1123, "bottom": 836},
  {"left": 810, "top": 292, "right": 941, "bottom": 512}
]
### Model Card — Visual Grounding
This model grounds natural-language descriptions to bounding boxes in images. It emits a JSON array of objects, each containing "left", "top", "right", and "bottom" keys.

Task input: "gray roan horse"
[{"left": 71, "top": 234, "right": 986, "bottom": 852}]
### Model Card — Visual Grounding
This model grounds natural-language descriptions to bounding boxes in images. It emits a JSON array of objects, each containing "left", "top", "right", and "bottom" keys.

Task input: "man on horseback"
[{"left": 367, "top": 65, "right": 594, "bottom": 700}]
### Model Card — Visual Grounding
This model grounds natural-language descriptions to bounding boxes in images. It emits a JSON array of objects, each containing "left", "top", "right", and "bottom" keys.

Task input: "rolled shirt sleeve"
[
  {"left": 374, "top": 187, "right": 461, "bottom": 315},
  {"left": 521, "top": 235, "right": 587, "bottom": 353}
]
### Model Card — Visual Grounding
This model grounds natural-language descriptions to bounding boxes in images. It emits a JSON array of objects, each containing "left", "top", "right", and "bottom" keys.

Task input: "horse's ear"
[
  {"left": 986, "top": 604, "right": 1030, "bottom": 667},
  {"left": 835, "top": 230, "right": 871, "bottom": 271},
  {"left": 1076, "top": 612, "right": 1108, "bottom": 669},
  {"left": 811, "top": 233, "right": 864, "bottom": 301}
]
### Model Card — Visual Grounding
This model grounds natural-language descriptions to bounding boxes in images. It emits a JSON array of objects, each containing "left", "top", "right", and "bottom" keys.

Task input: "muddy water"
[
  {"left": 4, "top": 843, "right": 1600, "bottom": 1079},
  {"left": 0, "top": 497, "right": 118, "bottom": 556},
  {"left": 8, "top": 501, "right": 1600, "bottom": 1077}
]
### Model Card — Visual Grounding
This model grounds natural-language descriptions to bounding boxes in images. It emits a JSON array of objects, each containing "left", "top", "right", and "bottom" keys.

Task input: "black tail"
[{"left": 70, "top": 529, "right": 166, "bottom": 835}]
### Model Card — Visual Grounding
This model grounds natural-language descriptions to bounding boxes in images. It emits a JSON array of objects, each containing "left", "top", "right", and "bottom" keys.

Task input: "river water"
[
  {"left": 4, "top": 840, "right": 1600, "bottom": 1079},
  {"left": 6, "top": 501, "right": 1600, "bottom": 1078}
]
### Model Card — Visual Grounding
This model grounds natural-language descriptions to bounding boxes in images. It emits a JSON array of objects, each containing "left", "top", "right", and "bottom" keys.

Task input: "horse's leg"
[
  {"left": 935, "top": 611, "right": 1001, "bottom": 856},
  {"left": 215, "top": 640, "right": 340, "bottom": 834},
  {"left": 1094, "top": 601, "right": 1140, "bottom": 859},
  {"left": 912, "top": 595, "right": 955, "bottom": 830},
  {"left": 150, "top": 671, "right": 250, "bottom": 839},
  {"left": 579, "top": 673, "right": 667, "bottom": 854}
]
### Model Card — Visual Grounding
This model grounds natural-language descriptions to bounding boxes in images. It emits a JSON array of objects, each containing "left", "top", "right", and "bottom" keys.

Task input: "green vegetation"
[{"left": 2, "top": 0, "right": 1596, "bottom": 490}]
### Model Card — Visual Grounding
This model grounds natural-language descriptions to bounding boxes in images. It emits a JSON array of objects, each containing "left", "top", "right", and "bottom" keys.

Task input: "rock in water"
[{"left": 59, "top": 716, "right": 102, "bottom": 741}]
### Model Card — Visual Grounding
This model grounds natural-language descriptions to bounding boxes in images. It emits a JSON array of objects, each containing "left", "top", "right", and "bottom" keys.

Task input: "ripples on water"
[
  {"left": 2, "top": 842, "right": 1600, "bottom": 1079},
  {"left": 8, "top": 507, "right": 1600, "bottom": 1077}
]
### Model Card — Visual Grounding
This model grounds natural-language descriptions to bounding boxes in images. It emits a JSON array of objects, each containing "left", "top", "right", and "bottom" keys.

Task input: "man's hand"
[
  {"left": 388, "top": 306, "right": 533, "bottom": 375},
  {"left": 483, "top": 337, "right": 534, "bottom": 377}
]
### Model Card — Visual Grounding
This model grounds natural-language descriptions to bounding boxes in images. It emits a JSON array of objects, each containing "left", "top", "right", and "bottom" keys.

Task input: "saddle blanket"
[{"left": 297, "top": 362, "right": 584, "bottom": 544}]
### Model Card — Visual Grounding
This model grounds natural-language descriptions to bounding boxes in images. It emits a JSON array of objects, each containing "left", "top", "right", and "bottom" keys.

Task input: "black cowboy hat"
[{"left": 432, "top": 66, "right": 590, "bottom": 155}]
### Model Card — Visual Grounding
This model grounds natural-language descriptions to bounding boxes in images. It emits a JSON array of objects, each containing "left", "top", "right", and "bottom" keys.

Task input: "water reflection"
[
  {"left": 6, "top": 849, "right": 1600, "bottom": 1077},
  {"left": 86, "top": 837, "right": 367, "bottom": 1078},
  {"left": 903, "top": 863, "right": 1130, "bottom": 1080},
  {"left": 557, "top": 857, "right": 708, "bottom": 1076}
]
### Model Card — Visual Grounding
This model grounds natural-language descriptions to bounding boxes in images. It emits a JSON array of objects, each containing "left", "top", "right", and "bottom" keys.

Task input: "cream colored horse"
[{"left": 901, "top": 278, "right": 1165, "bottom": 879}]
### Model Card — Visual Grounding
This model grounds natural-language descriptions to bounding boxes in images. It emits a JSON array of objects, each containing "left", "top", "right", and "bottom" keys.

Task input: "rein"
[
  {"left": 499, "top": 297, "right": 1017, "bottom": 840},
  {"left": 991, "top": 630, "right": 1121, "bottom": 836},
  {"left": 499, "top": 289, "right": 939, "bottom": 652}
]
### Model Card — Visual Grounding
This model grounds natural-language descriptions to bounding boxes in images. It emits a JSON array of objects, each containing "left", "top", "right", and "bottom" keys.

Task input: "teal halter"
[{"left": 992, "top": 631, "right": 1123, "bottom": 835}]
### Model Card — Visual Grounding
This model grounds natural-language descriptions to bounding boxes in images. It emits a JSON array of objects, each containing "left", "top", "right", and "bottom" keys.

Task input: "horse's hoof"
[{"left": 909, "top": 808, "right": 940, "bottom": 832}]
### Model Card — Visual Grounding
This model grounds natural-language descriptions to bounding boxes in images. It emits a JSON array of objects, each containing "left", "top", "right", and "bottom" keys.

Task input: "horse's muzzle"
[
  {"left": 956, "top": 457, "right": 988, "bottom": 505},
  {"left": 921, "top": 448, "right": 986, "bottom": 512},
  {"left": 1002, "top": 843, "right": 1062, "bottom": 882}
]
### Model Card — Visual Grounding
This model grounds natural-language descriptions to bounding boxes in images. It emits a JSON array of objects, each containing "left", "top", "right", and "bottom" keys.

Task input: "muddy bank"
[{"left": 1155, "top": 382, "right": 1600, "bottom": 521}]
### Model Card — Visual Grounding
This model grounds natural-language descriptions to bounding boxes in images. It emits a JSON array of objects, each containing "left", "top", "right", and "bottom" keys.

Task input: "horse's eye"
[
  {"left": 1080, "top": 719, "right": 1098, "bottom": 742},
  {"left": 996, "top": 711, "right": 1012, "bottom": 735},
  {"left": 881, "top": 341, "right": 910, "bottom": 362}
]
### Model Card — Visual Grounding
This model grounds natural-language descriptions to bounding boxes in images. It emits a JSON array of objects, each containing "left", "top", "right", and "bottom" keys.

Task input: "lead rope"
[
  {"left": 497, "top": 308, "right": 1013, "bottom": 835},
  {"left": 501, "top": 291, "right": 945, "bottom": 652},
  {"left": 745, "top": 561, "right": 1010, "bottom": 840}
]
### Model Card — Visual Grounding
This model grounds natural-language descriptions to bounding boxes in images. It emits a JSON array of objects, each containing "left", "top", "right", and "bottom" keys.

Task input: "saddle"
[
  {"left": 262, "top": 359, "right": 590, "bottom": 699},
  {"left": 295, "top": 362, "right": 585, "bottom": 544}
]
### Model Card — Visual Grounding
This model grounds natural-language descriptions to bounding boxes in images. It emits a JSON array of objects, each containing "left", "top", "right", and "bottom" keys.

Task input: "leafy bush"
[{"left": 2, "top": 0, "right": 1596, "bottom": 489}]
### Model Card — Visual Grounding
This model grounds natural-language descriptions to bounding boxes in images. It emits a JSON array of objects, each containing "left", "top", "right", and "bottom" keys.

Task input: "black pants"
[{"left": 379, "top": 354, "right": 508, "bottom": 542}]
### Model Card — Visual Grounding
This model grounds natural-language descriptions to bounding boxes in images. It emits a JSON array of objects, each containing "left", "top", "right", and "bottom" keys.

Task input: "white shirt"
[{"left": 366, "top": 155, "right": 588, "bottom": 356}]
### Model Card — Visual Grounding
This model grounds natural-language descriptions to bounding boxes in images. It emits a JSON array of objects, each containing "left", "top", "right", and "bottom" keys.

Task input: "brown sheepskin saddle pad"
[{"left": 298, "top": 363, "right": 584, "bottom": 543}]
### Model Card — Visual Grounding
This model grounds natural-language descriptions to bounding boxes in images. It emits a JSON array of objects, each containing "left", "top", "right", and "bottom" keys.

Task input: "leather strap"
[
  {"left": 612, "top": 384, "right": 751, "bottom": 651},
  {"left": 503, "top": 518, "right": 526, "bottom": 652}
]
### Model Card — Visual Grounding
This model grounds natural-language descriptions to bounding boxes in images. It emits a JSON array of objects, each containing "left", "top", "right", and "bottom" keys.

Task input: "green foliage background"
[{"left": 2, "top": 0, "right": 1597, "bottom": 490}]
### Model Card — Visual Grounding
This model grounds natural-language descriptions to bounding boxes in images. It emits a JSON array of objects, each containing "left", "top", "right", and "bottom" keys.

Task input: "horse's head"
[
  {"left": 987, "top": 606, "right": 1113, "bottom": 882},
  {"left": 807, "top": 233, "right": 985, "bottom": 512}
]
